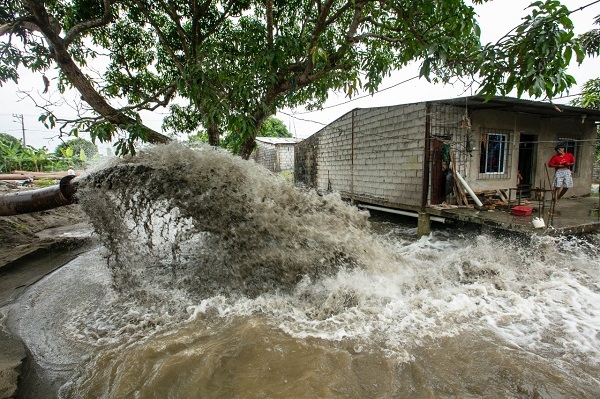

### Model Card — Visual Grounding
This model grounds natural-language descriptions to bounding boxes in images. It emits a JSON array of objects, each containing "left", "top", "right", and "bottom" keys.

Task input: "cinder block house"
[
  {"left": 294, "top": 96, "right": 600, "bottom": 213},
  {"left": 251, "top": 137, "right": 301, "bottom": 173}
]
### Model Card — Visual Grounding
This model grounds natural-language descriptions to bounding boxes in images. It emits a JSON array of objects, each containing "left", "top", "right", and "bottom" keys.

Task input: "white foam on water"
[
  {"left": 44, "top": 234, "right": 596, "bottom": 377},
  {"left": 9, "top": 220, "right": 600, "bottom": 397},
  {"left": 186, "top": 232, "right": 600, "bottom": 367}
]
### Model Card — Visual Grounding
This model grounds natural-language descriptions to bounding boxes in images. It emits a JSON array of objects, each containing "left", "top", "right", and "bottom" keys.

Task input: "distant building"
[
  {"left": 252, "top": 137, "right": 302, "bottom": 173},
  {"left": 295, "top": 96, "right": 600, "bottom": 212}
]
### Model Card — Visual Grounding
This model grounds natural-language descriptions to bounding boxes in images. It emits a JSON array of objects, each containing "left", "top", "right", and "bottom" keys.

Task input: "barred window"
[{"left": 480, "top": 129, "right": 511, "bottom": 175}]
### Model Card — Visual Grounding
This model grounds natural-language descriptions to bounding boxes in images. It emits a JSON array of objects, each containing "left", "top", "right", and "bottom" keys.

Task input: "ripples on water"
[{"left": 8, "top": 144, "right": 600, "bottom": 398}]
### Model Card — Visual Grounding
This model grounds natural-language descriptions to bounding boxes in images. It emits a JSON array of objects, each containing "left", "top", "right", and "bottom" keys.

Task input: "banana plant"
[
  {"left": 59, "top": 146, "right": 75, "bottom": 168},
  {"left": 0, "top": 140, "right": 24, "bottom": 172},
  {"left": 22, "top": 145, "right": 47, "bottom": 172}
]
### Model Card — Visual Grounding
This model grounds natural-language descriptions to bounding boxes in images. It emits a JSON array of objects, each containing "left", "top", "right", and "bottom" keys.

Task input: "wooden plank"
[
  {"left": 0, "top": 174, "right": 31, "bottom": 181},
  {"left": 496, "top": 189, "right": 508, "bottom": 202},
  {"left": 450, "top": 151, "right": 469, "bottom": 206},
  {"left": 1, "top": 171, "right": 80, "bottom": 180}
]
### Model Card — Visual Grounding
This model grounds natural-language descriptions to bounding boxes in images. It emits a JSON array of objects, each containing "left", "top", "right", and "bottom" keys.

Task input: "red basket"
[{"left": 512, "top": 206, "right": 533, "bottom": 216}]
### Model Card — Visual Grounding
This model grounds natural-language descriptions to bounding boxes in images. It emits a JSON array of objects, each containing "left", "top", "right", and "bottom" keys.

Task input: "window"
[
  {"left": 557, "top": 137, "right": 579, "bottom": 175},
  {"left": 480, "top": 130, "right": 509, "bottom": 174}
]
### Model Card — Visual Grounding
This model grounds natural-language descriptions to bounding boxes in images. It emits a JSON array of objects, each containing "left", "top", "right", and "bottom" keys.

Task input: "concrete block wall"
[
  {"left": 253, "top": 142, "right": 296, "bottom": 173},
  {"left": 276, "top": 145, "right": 295, "bottom": 172},
  {"left": 295, "top": 134, "right": 319, "bottom": 187},
  {"left": 303, "top": 103, "right": 427, "bottom": 208},
  {"left": 252, "top": 141, "right": 278, "bottom": 172}
]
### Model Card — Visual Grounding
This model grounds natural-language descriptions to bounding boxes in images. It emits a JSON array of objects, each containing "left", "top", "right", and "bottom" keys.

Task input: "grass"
[
  {"left": 34, "top": 178, "right": 58, "bottom": 187},
  {"left": 278, "top": 171, "right": 294, "bottom": 182}
]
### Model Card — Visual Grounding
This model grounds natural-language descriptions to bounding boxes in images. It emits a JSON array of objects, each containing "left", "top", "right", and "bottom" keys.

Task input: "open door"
[
  {"left": 517, "top": 134, "right": 536, "bottom": 198},
  {"left": 430, "top": 139, "right": 447, "bottom": 204}
]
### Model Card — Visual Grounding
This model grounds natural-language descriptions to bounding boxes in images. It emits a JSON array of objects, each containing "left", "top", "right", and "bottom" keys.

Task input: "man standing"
[{"left": 547, "top": 143, "right": 575, "bottom": 203}]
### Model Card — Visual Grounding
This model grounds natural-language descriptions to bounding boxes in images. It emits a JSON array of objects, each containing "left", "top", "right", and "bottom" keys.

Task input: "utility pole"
[{"left": 13, "top": 114, "right": 25, "bottom": 146}]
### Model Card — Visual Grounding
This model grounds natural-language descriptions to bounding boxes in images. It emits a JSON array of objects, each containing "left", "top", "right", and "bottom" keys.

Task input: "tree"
[
  {"left": 21, "top": 144, "right": 47, "bottom": 172},
  {"left": 0, "top": 139, "right": 24, "bottom": 171},
  {"left": 572, "top": 14, "right": 600, "bottom": 161},
  {"left": 0, "top": 0, "right": 586, "bottom": 158},
  {"left": 54, "top": 137, "right": 98, "bottom": 159},
  {"left": 186, "top": 116, "right": 291, "bottom": 150},
  {"left": 0, "top": 132, "right": 20, "bottom": 148},
  {"left": 580, "top": 14, "right": 600, "bottom": 57},
  {"left": 258, "top": 117, "right": 292, "bottom": 138},
  {"left": 186, "top": 129, "right": 209, "bottom": 146},
  {"left": 0, "top": 134, "right": 52, "bottom": 171},
  {"left": 572, "top": 13, "right": 600, "bottom": 109},
  {"left": 0, "top": 0, "right": 172, "bottom": 155},
  {"left": 572, "top": 78, "right": 600, "bottom": 109},
  {"left": 167, "top": 0, "right": 583, "bottom": 158}
]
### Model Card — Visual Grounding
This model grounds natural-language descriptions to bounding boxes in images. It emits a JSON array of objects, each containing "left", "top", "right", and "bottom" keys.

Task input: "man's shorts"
[{"left": 553, "top": 169, "right": 573, "bottom": 188}]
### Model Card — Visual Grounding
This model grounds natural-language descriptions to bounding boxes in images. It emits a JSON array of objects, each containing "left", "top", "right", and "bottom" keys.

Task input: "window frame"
[{"left": 479, "top": 129, "right": 511, "bottom": 177}]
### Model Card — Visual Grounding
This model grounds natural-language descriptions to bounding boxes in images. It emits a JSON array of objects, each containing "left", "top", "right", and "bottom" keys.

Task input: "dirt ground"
[
  {"left": 0, "top": 181, "right": 91, "bottom": 267},
  {"left": 0, "top": 181, "right": 94, "bottom": 398}
]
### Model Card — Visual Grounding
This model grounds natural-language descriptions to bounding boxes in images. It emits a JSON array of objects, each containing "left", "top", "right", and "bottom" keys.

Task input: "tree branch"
[
  {"left": 162, "top": 0, "right": 191, "bottom": 58},
  {"left": 266, "top": 0, "right": 274, "bottom": 48},
  {"left": 120, "top": 84, "right": 177, "bottom": 112},
  {"left": 195, "top": 0, "right": 238, "bottom": 44},
  {"left": 22, "top": 0, "right": 170, "bottom": 144},
  {"left": 63, "top": 0, "right": 113, "bottom": 47},
  {"left": 132, "top": 0, "right": 186, "bottom": 75}
]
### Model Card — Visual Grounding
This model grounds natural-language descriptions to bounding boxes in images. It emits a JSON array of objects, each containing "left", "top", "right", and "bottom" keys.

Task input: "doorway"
[
  {"left": 517, "top": 134, "right": 536, "bottom": 198},
  {"left": 430, "top": 139, "right": 449, "bottom": 205}
]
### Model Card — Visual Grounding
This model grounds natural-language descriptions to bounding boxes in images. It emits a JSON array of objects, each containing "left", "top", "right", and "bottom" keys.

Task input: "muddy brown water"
[{"left": 3, "top": 144, "right": 600, "bottom": 398}]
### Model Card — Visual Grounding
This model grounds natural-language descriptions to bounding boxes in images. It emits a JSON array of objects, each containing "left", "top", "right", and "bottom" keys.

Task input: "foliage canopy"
[
  {"left": 571, "top": 13, "right": 600, "bottom": 161},
  {"left": 54, "top": 137, "right": 98, "bottom": 159},
  {"left": 0, "top": 0, "right": 588, "bottom": 158}
]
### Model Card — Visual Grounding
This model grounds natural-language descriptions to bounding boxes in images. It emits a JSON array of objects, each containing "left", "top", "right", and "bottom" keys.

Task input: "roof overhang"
[
  {"left": 256, "top": 137, "right": 302, "bottom": 145},
  {"left": 434, "top": 96, "right": 600, "bottom": 122}
]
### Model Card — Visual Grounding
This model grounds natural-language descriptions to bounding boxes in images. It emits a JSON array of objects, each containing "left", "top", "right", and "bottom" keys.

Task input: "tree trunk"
[
  {"left": 239, "top": 112, "right": 271, "bottom": 159},
  {"left": 238, "top": 135, "right": 256, "bottom": 160},
  {"left": 207, "top": 123, "right": 220, "bottom": 147}
]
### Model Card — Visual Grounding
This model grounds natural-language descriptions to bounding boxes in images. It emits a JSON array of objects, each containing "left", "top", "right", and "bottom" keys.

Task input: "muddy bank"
[
  {"left": 0, "top": 224, "right": 94, "bottom": 399},
  {"left": 0, "top": 181, "right": 94, "bottom": 398}
]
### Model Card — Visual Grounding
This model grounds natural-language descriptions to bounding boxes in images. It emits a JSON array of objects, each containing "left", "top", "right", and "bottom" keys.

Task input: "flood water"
[{"left": 4, "top": 144, "right": 600, "bottom": 398}]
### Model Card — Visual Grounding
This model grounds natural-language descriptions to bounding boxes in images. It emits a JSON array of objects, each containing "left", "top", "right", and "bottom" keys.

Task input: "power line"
[
  {"left": 292, "top": 76, "right": 420, "bottom": 115},
  {"left": 279, "top": 110, "right": 328, "bottom": 127},
  {"left": 569, "top": 0, "right": 600, "bottom": 15}
]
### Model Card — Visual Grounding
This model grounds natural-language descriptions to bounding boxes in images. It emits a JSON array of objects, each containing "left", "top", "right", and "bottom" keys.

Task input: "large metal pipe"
[{"left": 0, "top": 175, "right": 78, "bottom": 216}]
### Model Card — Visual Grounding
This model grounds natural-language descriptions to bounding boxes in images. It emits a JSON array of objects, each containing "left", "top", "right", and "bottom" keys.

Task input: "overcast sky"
[{"left": 0, "top": 0, "right": 599, "bottom": 151}]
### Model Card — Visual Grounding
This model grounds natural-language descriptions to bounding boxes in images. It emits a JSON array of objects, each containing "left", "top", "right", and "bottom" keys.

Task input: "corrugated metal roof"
[
  {"left": 256, "top": 137, "right": 302, "bottom": 145},
  {"left": 304, "top": 95, "right": 600, "bottom": 140},
  {"left": 436, "top": 96, "right": 600, "bottom": 122}
]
